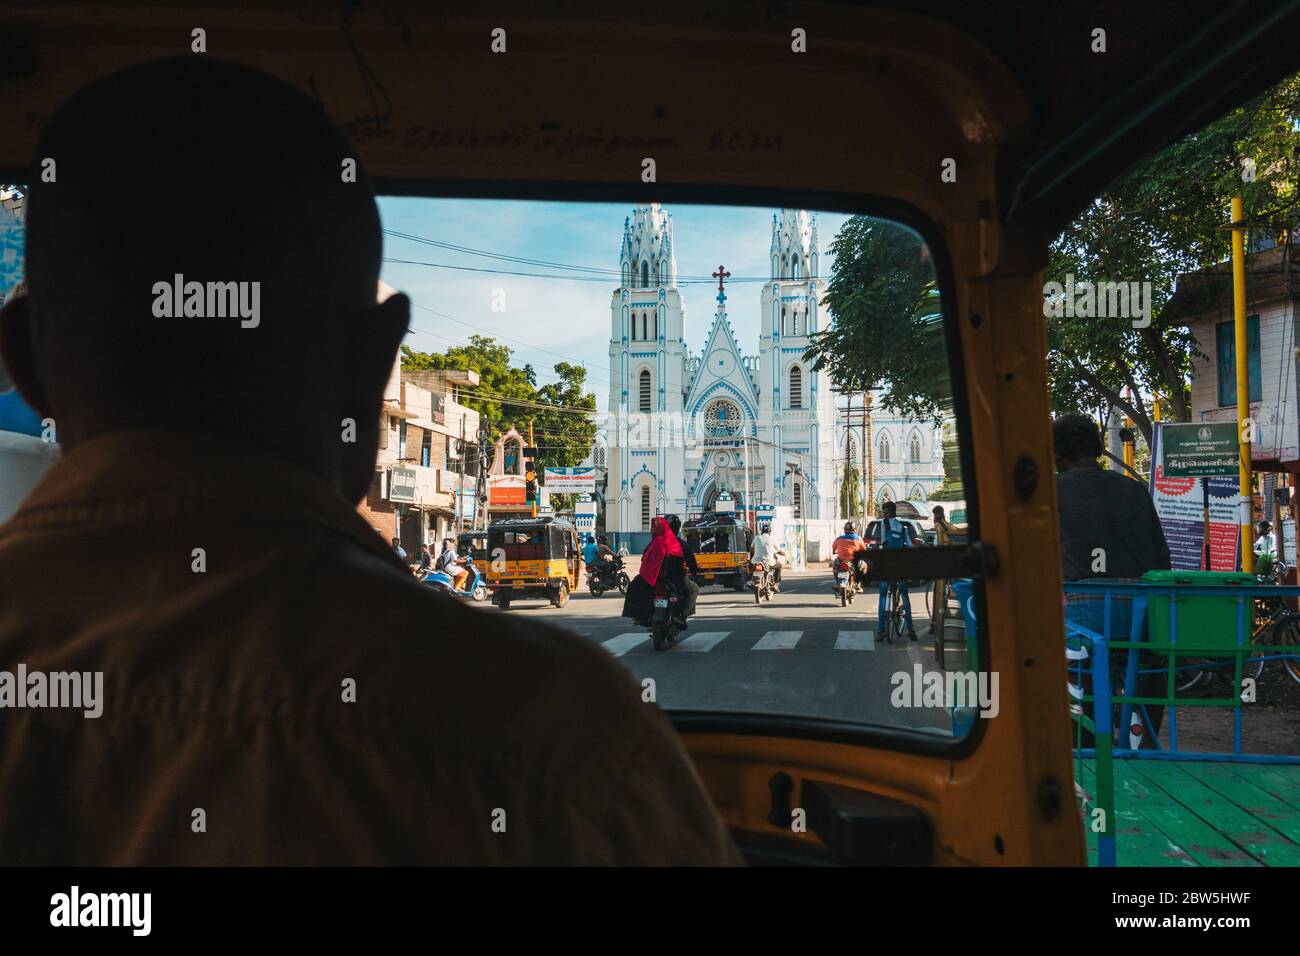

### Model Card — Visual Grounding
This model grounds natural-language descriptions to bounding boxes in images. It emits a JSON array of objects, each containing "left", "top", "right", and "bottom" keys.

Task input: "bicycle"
[
  {"left": 1175, "top": 559, "right": 1300, "bottom": 692},
  {"left": 879, "top": 580, "right": 906, "bottom": 643}
]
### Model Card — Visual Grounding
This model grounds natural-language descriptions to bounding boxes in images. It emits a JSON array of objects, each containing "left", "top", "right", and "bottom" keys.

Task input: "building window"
[
  {"left": 789, "top": 366, "right": 803, "bottom": 409},
  {"left": 421, "top": 431, "right": 432, "bottom": 468},
  {"left": 639, "top": 369, "right": 652, "bottom": 412},
  {"left": 880, "top": 433, "right": 891, "bottom": 463},
  {"left": 398, "top": 420, "right": 408, "bottom": 459},
  {"left": 1216, "top": 315, "right": 1261, "bottom": 407},
  {"left": 781, "top": 308, "right": 786, "bottom": 336},
  {"left": 641, "top": 485, "right": 651, "bottom": 531},
  {"left": 653, "top": 311, "right": 658, "bottom": 340},
  {"left": 793, "top": 311, "right": 800, "bottom": 336},
  {"left": 909, "top": 433, "right": 921, "bottom": 463},
  {"left": 792, "top": 482, "right": 803, "bottom": 519},
  {"left": 641, "top": 261, "right": 649, "bottom": 287},
  {"left": 791, "top": 255, "right": 800, "bottom": 280}
]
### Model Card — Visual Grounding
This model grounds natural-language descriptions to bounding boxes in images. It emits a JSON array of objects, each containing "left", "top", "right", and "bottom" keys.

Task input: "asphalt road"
[{"left": 488, "top": 566, "right": 971, "bottom": 732}]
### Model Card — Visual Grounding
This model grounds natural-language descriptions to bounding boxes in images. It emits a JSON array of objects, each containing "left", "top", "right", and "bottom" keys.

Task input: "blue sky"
[{"left": 377, "top": 199, "right": 853, "bottom": 399}]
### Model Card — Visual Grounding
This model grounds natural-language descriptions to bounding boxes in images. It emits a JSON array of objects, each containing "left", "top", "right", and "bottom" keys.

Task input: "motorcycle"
[
  {"left": 421, "top": 558, "right": 489, "bottom": 603},
  {"left": 587, "top": 555, "right": 631, "bottom": 596},
  {"left": 832, "top": 558, "right": 858, "bottom": 606},
  {"left": 750, "top": 562, "right": 774, "bottom": 604},
  {"left": 648, "top": 579, "right": 687, "bottom": 650}
]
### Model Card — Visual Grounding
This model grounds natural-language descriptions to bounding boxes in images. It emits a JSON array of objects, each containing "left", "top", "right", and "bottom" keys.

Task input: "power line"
[
  {"left": 386, "top": 256, "right": 783, "bottom": 284},
  {"left": 383, "top": 228, "right": 814, "bottom": 283}
]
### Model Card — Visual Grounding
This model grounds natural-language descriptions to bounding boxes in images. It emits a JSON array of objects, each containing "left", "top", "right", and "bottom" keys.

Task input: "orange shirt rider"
[{"left": 832, "top": 527, "right": 867, "bottom": 568}]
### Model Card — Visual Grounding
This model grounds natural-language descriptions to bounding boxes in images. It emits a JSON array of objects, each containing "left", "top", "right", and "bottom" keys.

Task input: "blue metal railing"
[{"left": 1063, "top": 580, "right": 1300, "bottom": 866}]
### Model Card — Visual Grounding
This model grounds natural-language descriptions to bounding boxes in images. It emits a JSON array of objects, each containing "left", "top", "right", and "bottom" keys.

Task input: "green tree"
[
  {"left": 838, "top": 460, "right": 861, "bottom": 518},
  {"left": 401, "top": 336, "right": 534, "bottom": 441},
  {"left": 804, "top": 217, "right": 950, "bottom": 422},
  {"left": 401, "top": 340, "right": 597, "bottom": 504},
  {"left": 930, "top": 421, "right": 964, "bottom": 502},
  {"left": 1047, "top": 74, "right": 1300, "bottom": 445},
  {"left": 533, "top": 361, "right": 598, "bottom": 509}
]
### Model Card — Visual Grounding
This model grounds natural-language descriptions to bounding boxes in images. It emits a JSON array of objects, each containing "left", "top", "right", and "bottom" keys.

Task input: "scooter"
[
  {"left": 422, "top": 558, "right": 489, "bottom": 603},
  {"left": 832, "top": 558, "right": 858, "bottom": 606}
]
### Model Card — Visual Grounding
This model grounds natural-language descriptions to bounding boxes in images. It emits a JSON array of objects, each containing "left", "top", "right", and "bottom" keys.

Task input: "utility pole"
[
  {"left": 1231, "top": 195, "right": 1254, "bottom": 573},
  {"left": 528, "top": 421, "right": 538, "bottom": 518},
  {"left": 864, "top": 389, "right": 875, "bottom": 518},
  {"left": 743, "top": 435, "right": 752, "bottom": 531},
  {"left": 456, "top": 414, "right": 466, "bottom": 535},
  {"left": 476, "top": 426, "right": 490, "bottom": 531}
]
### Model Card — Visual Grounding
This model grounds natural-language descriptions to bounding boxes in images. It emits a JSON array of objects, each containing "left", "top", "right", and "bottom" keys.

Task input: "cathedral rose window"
[{"left": 704, "top": 398, "right": 743, "bottom": 436}]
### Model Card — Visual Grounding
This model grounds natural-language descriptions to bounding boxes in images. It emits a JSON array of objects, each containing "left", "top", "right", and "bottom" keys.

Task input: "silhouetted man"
[
  {"left": 0, "top": 57, "right": 741, "bottom": 865},
  {"left": 1055, "top": 413, "right": 1170, "bottom": 749}
]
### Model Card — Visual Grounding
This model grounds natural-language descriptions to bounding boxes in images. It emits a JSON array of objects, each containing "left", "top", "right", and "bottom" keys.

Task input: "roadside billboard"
[
  {"left": 1149, "top": 423, "right": 1241, "bottom": 571},
  {"left": 543, "top": 466, "right": 597, "bottom": 494}
]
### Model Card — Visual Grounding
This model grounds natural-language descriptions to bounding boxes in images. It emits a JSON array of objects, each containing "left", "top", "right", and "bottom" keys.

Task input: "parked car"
[{"left": 864, "top": 517, "right": 927, "bottom": 547}]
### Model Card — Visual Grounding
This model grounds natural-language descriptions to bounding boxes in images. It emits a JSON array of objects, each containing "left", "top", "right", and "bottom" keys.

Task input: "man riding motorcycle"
[
  {"left": 583, "top": 534, "right": 613, "bottom": 572},
  {"left": 750, "top": 524, "right": 784, "bottom": 592},
  {"left": 584, "top": 534, "right": 625, "bottom": 592},
  {"left": 832, "top": 522, "right": 867, "bottom": 575},
  {"left": 870, "top": 502, "right": 917, "bottom": 641}
]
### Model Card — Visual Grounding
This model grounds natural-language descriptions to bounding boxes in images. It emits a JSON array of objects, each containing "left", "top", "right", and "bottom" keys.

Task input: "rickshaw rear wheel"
[{"left": 552, "top": 581, "right": 569, "bottom": 608}]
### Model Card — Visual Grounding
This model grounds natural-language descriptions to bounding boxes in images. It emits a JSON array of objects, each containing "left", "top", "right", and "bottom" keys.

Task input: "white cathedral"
[{"left": 604, "top": 204, "right": 838, "bottom": 547}]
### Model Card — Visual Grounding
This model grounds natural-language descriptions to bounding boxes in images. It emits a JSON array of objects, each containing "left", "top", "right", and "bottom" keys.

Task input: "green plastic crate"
[{"left": 1141, "top": 570, "right": 1255, "bottom": 653}]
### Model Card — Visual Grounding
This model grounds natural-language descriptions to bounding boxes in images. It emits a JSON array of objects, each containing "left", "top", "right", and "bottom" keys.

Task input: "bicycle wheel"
[
  {"left": 1175, "top": 663, "right": 1214, "bottom": 694},
  {"left": 1278, "top": 615, "right": 1300, "bottom": 685}
]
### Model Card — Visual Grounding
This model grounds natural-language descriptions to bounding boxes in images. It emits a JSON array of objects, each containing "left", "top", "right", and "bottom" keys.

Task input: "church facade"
[
  {"left": 604, "top": 204, "right": 838, "bottom": 551},
  {"left": 840, "top": 398, "right": 947, "bottom": 510}
]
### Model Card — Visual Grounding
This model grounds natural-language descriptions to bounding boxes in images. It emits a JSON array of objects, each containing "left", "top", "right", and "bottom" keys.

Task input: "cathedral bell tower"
[
  {"left": 758, "top": 209, "right": 826, "bottom": 517},
  {"left": 607, "top": 203, "right": 688, "bottom": 542}
]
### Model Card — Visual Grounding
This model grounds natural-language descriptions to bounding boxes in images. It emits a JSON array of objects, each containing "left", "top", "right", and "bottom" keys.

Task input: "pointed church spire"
[{"left": 620, "top": 203, "right": 677, "bottom": 289}]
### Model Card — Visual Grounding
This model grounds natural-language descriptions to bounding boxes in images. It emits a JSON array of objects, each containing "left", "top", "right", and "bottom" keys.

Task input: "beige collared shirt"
[{"left": 0, "top": 430, "right": 742, "bottom": 865}]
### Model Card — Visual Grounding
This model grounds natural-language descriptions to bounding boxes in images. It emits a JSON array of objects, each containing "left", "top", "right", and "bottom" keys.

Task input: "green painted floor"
[{"left": 1079, "top": 760, "right": 1300, "bottom": 866}]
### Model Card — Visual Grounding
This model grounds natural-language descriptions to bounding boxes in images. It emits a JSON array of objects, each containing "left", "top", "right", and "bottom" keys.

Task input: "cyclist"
[{"left": 870, "top": 502, "right": 917, "bottom": 641}]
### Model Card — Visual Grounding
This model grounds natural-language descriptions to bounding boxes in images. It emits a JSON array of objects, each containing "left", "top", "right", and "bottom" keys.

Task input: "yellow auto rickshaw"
[
  {"left": 485, "top": 517, "right": 580, "bottom": 610},
  {"left": 682, "top": 514, "right": 753, "bottom": 590}
]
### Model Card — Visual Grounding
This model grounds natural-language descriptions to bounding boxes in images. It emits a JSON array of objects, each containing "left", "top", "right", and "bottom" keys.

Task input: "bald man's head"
[{"left": 1, "top": 56, "right": 409, "bottom": 499}]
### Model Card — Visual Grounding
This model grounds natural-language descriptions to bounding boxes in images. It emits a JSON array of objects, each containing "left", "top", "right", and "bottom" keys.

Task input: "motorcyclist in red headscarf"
[{"left": 622, "top": 516, "right": 688, "bottom": 625}]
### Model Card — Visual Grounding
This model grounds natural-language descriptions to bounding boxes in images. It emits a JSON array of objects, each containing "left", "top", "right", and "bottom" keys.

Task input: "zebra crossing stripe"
[
  {"left": 602, "top": 633, "right": 650, "bottom": 657},
  {"left": 834, "top": 631, "right": 875, "bottom": 651},
  {"left": 672, "top": 631, "right": 730, "bottom": 652},
  {"left": 752, "top": 630, "right": 802, "bottom": 650}
]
